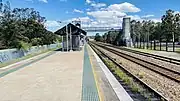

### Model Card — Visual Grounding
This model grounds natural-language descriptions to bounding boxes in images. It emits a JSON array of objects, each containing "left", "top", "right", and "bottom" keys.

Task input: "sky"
[{"left": 5, "top": 0, "right": 180, "bottom": 35}]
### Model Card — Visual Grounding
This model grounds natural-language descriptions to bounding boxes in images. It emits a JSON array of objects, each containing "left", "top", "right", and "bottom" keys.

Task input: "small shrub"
[
  {"left": 123, "top": 77, "right": 131, "bottom": 85},
  {"left": 131, "top": 83, "right": 139, "bottom": 93},
  {"left": 17, "top": 41, "right": 32, "bottom": 51},
  {"left": 137, "top": 72, "right": 145, "bottom": 79}
]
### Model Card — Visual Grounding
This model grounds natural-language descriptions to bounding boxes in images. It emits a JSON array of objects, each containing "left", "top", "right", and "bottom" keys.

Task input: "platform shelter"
[{"left": 55, "top": 23, "right": 87, "bottom": 51}]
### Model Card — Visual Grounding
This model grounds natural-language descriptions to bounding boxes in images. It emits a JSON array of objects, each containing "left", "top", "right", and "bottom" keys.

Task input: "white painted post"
[
  {"left": 78, "top": 35, "right": 80, "bottom": 51},
  {"left": 62, "top": 36, "right": 64, "bottom": 51},
  {"left": 66, "top": 25, "right": 68, "bottom": 52},
  {"left": 70, "top": 25, "right": 72, "bottom": 51}
]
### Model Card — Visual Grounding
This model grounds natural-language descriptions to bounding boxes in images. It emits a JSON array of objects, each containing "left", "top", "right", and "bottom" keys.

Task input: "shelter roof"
[{"left": 54, "top": 23, "right": 87, "bottom": 36}]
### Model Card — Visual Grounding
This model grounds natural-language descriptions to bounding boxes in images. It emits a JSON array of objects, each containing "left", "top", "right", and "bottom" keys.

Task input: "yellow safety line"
[{"left": 89, "top": 47, "right": 104, "bottom": 101}]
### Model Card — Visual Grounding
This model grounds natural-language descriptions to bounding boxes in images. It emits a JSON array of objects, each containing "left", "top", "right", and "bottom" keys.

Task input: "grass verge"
[
  {"left": 132, "top": 46, "right": 180, "bottom": 53},
  {"left": 102, "top": 57, "right": 154, "bottom": 101}
]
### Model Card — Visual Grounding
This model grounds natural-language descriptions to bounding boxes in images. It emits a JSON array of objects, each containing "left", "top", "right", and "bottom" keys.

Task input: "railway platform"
[{"left": 0, "top": 44, "right": 133, "bottom": 101}]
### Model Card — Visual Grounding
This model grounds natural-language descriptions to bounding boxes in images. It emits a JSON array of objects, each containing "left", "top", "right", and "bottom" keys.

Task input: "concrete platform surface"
[
  {"left": 0, "top": 51, "right": 83, "bottom": 101},
  {"left": 88, "top": 45, "right": 133, "bottom": 101},
  {"left": 87, "top": 45, "right": 120, "bottom": 101}
]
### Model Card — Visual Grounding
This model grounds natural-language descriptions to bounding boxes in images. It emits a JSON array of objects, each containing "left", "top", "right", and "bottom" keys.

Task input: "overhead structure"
[
  {"left": 82, "top": 27, "right": 121, "bottom": 32},
  {"left": 122, "top": 17, "right": 133, "bottom": 47},
  {"left": 55, "top": 23, "right": 87, "bottom": 51}
]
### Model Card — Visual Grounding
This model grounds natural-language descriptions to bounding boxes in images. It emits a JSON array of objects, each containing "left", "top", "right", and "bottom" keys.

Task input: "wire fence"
[{"left": 134, "top": 41, "right": 180, "bottom": 53}]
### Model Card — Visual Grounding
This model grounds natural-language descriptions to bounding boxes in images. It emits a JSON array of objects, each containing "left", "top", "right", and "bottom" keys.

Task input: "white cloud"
[
  {"left": 47, "top": 2, "right": 159, "bottom": 30},
  {"left": 25, "top": 0, "right": 33, "bottom": 2},
  {"left": 84, "top": 2, "right": 141, "bottom": 28},
  {"left": 87, "top": 11, "right": 126, "bottom": 19},
  {"left": 45, "top": 21, "right": 60, "bottom": 28},
  {"left": 127, "top": 15, "right": 141, "bottom": 20},
  {"left": 174, "top": 11, "right": 180, "bottom": 14},
  {"left": 127, "top": 15, "right": 161, "bottom": 23},
  {"left": 151, "top": 18, "right": 161, "bottom": 23},
  {"left": 59, "top": 0, "right": 67, "bottom": 2},
  {"left": 107, "top": 2, "right": 141, "bottom": 13},
  {"left": 91, "top": 3, "right": 106, "bottom": 8},
  {"left": 86, "top": 0, "right": 92, "bottom": 4},
  {"left": 39, "top": 0, "right": 48, "bottom": 3},
  {"left": 86, "top": 0, "right": 106, "bottom": 9},
  {"left": 86, "top": 8, "right": 91, "bottom": 11},
  {"left": 45, "top": 20, "right": 64, "bottom": 32},
  {"left": 73, "top": 9, "right": 84, "bottom": 13},
  {"left": 69, "top": 17, "right": 93, "bottom": 23},
  {"left": 142, "top": 14, "right": 154, "bottom": 18},
  {"left": 87, "top": 2, "right": 140, "bottom": 19}
]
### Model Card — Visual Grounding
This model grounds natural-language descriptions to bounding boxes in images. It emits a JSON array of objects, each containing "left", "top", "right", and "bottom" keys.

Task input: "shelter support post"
[
  {"left": 66, "top": 25, "right": 68, "bottom": 52},
  {"left": 62, "top": 36, "right": 64, "bottom": 51},
  {"left": 78, "top": 35, "right": 80, "bottom": 51},
  {"left": 70, "top": 26, "right": 72, "bottom": 51}
]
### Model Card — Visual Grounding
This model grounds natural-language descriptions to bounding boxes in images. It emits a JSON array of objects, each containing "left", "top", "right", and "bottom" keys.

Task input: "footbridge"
[{"left": 82, "top": 27, "right": 121, "bottom": 32}]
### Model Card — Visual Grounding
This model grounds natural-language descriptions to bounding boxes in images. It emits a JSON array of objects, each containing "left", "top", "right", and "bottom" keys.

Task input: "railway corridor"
[{"left": 91, "top": 42, "right": 180, "bottom": 101}]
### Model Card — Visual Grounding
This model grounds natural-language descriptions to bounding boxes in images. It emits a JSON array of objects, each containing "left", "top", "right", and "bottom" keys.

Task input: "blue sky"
[{"left": 6, "top": 0, "right": 180, "bottom": 35}]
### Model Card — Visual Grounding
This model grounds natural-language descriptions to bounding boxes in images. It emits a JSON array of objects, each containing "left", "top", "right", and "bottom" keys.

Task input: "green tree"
[
  {"left": 0, "top": 2, "right": 58, "bottom": 49},
  {"left": 161, "top": 9, "right": 180, "bottom": 51},
  {"left": 94, "top": 33, "right": 101, "bottom": 41}
]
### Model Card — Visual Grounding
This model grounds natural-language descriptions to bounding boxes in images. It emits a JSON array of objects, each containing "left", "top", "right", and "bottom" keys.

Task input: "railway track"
[
  {"left": 98, "top": 42, "right": 180, "bottom": 65},
  {"left": 89, "top": 42, "right": 169, "bottom": 101},
  {"left": 92, "top": 42, "right": 180, "bottom": 83}
]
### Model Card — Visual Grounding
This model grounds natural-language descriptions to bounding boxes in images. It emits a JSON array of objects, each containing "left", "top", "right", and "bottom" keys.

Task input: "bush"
[
  {"left": 31, "top": 38, "right": 42, "bottom": 46},
  {"left": 17, "top": 41, "right": 32, "bottom": 51}
]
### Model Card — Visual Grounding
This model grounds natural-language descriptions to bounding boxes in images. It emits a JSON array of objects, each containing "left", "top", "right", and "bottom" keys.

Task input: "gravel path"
[{"left": 95, "top": 45, "right": 180, "bottom": 101}]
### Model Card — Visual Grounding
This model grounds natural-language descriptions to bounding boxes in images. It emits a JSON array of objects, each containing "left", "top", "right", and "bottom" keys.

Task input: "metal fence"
[{"left": 134, "top": 41, "right": 180, "bottom": 52}]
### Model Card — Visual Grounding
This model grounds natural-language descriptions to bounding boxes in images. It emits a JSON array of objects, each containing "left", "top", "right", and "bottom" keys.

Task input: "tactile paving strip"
[{"left": 81, "top": 45, "right": 99, "bottom": 101}]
